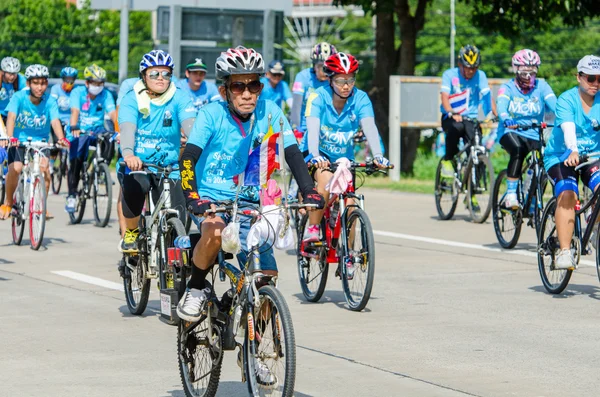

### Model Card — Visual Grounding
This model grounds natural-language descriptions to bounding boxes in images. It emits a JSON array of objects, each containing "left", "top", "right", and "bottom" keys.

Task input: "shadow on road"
[
  {"left": 118, "top": 303, "right": 162, "bottom": 319},
  {"left": 292, "top": 291, "right": 373, "bottom": 313},
  {"left": 0, "top": 258, "right": 14, "bottom": 264},
  {"left": 164, "top": 381, "right": 315, "bottom": 397},
  {"left": 529, "top": 284, "right": 600, "bottom": 300}
]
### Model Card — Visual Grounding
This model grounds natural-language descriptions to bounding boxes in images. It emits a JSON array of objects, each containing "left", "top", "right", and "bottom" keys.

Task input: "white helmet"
[
  {"left": 215, "top": 46, "right": 264, "bottom": 81},
  {"left": 1, "top": 57, "right": 21, "bottom": 73},
  {"left": 25, "top": 64, "right": 49, "bottom": 80}
]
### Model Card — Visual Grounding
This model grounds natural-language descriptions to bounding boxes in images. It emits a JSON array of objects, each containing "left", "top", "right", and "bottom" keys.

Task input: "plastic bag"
[{"left": 221, "top": 222, "right": 241, "bottom": 254}]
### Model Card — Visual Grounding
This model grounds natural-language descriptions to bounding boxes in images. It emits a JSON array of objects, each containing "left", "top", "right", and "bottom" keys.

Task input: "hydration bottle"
[
  {"left": 173, "top": 235, "right": 191, "bottom": 249},
  {"left": 522, "top": 168, "right": 534, "bottom": 202}
]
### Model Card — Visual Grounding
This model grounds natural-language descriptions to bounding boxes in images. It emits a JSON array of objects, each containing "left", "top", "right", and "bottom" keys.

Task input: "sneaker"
[
  {"left": 440, "top": 160, "right": 454, "bottom": 178},
  {"left": 346, "top": 257, "right": 356, "bottom": 280},
  {"left": 303, "top": 224, "right": 320, "bottom": 243},
  {"left": 503, "top": 192, "right": 519, "bottom": 209},
  {"left": 120, "top": 228, "right": 139, "bottom": 253},
  {"left": 177, "top": 288, "right": 209, "bottom": 322},
  {"left": 254, "top": 357, "right": 277, "bottom": 387},
  {"left": 555, "top": 249, "right": 576, "bottom": 270},
  {"left": 65, "top": 195, "right": 77, "bottom": 213},
  {"left": 470, "top": 195, "right": 480, "bottom": 213}
]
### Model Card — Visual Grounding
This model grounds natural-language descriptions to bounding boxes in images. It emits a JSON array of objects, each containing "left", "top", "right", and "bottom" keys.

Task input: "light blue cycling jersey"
[
  {"left": 187, "top": 100, "right": 296, "bottom": 202},
  {"left": 292, "top": 68, "right": 329, "bottom": 132},
  {"left": 259, "top": 77, "right": 292, "bottom": 109},
  {"left": 116, "top": 77, "right": 139, "bottom": 107},
  {"left": 6, "top": 90, "right": 59, "bottom": 142},
  {"left": 440, "top": 67, "right": 492, "bottom": 118},
  {"left": 0, "top": 74, "right": 27, "bottom": 116},
  {"left": 304, "top": 85, "right": 374, "bottom": 162},
  {"left": 544, "top": 86, "right": 600, "bottom": 170},
  {"left": 175, "top": 79, "right": 220, "bottom": 112},
  {"left": 69, "top": 85, "right": 115, "bottom": 134},
  {"left": 50, "top": 84, "right": 74, "bottom": 124},
  {"left": 118, "top": 88, "right": 195, "bottom": 172},
  {"left": 496, "top": 79, "right": 556, "bottom": 141}
]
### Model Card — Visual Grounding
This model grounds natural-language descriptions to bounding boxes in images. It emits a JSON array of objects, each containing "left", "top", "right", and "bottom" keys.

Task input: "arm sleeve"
[
  {"left": 496, "top": 85, "right": 511, "bottom": 122},
  {"left": 119, "top": 122, "right": 136, "bottom": 157},
  {"left": 285, "top": 144, "right": 315, "bottom": 196},
  {"left": 561, "top": 121, "right": 578, "bottom": 152},
  {"left": 180, "top": 143, "right": 203, "bottom": 200},
  {"left": 359, "top": 117, "right": 383, "bottom": 157},
  {"left": 290, "top": 93, "right": 303, "bottom": 128},
  {"left": 306, "top": 117, "right": 321, "bottom": 157}
]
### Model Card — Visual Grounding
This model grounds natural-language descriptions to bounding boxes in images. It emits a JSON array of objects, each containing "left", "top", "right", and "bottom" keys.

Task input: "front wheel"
[
  {"left": 92, "top": 162, "right": 112, "bottom": 227},
  {"left": 296, "top": 215, "right": 328, "bottom": 302},
  {"left": 11, "top": 179, "right": 25, "bottom": 246},
  {"left": 69, "top": 170, "right": 87, "bottom": 225},
  {"left": 467, "top": 154, "right": 494, "bottom": 223},
  {"left": 29, "top": 176, "right": 47, "bottom": 251},
  {"left": 492, "top": 169, "right": 522, "bottom": 249},
  {"left": 434, "top": 159, "right": 458, "bottom": 220},
  {"left": 51, "top": 156, "right": 63, "bottom": 195},
  {"left": 123, "top": 217, "right": 150, "bottom": 314}
]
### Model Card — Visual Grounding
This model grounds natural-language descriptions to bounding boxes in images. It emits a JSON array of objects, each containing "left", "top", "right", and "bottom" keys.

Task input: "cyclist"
[
  {"left": 176, "top": 46, "right": 324, "bottom": 327},
  {"left": 175, "top": 58, "right": 220, "bottom": 112},
  {"left": 50, "top": 67, "right": 79, "bottom": 126},
  {"left": 0, "top": 65, "right": 69, "bottom": 220},
  {"left": 0, "top": 57, "right": 27, "bottom": 125},
  {"left": 497, "top": 49, "right": 556, "bottom": 209},
  {"left": 302, "top": 52, "right": 389, "bottom": 243},
  {"left": 544, "top": 55, "right": 600, "bottom": 269},
  {"left": 259, "top": 60, "right": 292, "bottom": 110},
  {"left": 66, "top": 64, "right": 117, "bottom": 213},
  {"left": 440, "top": 45, "right": 497, "bottom": 179}
]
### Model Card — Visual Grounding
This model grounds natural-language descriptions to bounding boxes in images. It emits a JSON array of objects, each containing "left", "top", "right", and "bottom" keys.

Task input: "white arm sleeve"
[
  {"left": 561, "top": 121, "right": 578, "bottom": 152},
  {"left": 359, "top": 117, "right": 383, "bottom": 157},
  {"left": 306, "top": 117, "right": 321, "bottom": 157}
]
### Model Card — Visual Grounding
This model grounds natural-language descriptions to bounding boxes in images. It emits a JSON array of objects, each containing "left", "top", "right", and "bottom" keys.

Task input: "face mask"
[
  {"left": 62, "top": 82, "right": 74, "bottom": 93},
  {"left": 88, "top": 85, "right": 104, "bottom": 96}
]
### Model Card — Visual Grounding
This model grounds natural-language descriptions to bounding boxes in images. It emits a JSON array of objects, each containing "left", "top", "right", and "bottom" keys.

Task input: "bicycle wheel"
[
  {"left": 245, "top": 285, "right": 296, "bottom": 397},
  {"left": 158, "top": 217, "right": 187, "bottom": 325},
  {"left": 434, "top": 159, "right": 458, "bottom": 220},
  {"left": 296, "top": 214, "right": 328, "bottom": 302},
  {"left": 123, "top": 217, "right": 151, "bottom": 314},
  {"left": 537, "top": 198, "right": 572, "bottom": 294},
  {"left": 492, "top": 169, "right": 522, "bottom": 249},
  {"left": 92, "top": 162, "right": 112, "bottom": 227},
  {"left": 534, "top": 172, "right": 551, "bottom": 236},
  {"left": 69, "top": 169, "right": 87, "bottom": 224},
  {"left": 0, "top": 166, "right": 5, "bottom": 206},
  {"left": 178, "top": 317, "right": 223, "bottom": 397},
  {"left": 11, "top": 179, "right": 25, "bottom": 245},
  {"left": 29, "top": 175, "right": 47, "bottom": 251},
  {"left": 341, "top": 208, "right": 375, "bottom": 311},
  {"left": 467, "top": 154, "right": 494, "bottom": 223},
  {"left": 51, "top": 156, "right": 62, "bottom": 195}
]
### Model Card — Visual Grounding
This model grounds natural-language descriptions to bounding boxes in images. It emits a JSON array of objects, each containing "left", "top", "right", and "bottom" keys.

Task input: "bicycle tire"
[
  {"left": 434, "top": 159, "right": 458, "bottom": 220},
  {"left": 296, "top": 214, "right": 328, "bottom": 302},
  {"left": 159, "top": 217, "right": 187, "bottom": 325},
  {"left": 466, "top": 154, "right": 494, "bottom": 223},
  {"left": 11, "top": 179, "right": 25, "bottom": 245},
  {"left": 51, "top": 158, "right": 62, "bottom": 195},
  {"left": 92, "top": 162, "right": 112, "bottom": 228},
  {"left": 29, "top": 176, "right": 47, "bottom": 251},
  {"left": 245, "top": 285, "right": 296, "bottom": 397},
  {"left": 537, "top": 198, "right": 572, "bottom": 294},
  {"left": 534, "top": 172, "right": 550, "bottom": 236},
  {"left": 123, "top": 217, "right": 151, "bottom": 315},
  {"left": 341, "top": 208, "right": 375, "bottom": 311},
  {"left": 0, "top": 166, "right": 5, "bottom": 206},
  {"left": 492, "top": 169, "right": 522, "bottom": 249},
  {"left": 69, "top": 169, "right": 87, "bottom": 225}
]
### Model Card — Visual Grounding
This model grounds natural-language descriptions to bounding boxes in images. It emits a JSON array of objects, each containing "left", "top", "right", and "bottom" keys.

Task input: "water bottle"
[
  {"left": 173, "top": 235, "right": 191, "bottom": 249},
  {"left": 522, "top": 168, "right": 533, "bottom": 202},
  {"left": 329, "top": 201, "right": 339, "bottom": 229}
]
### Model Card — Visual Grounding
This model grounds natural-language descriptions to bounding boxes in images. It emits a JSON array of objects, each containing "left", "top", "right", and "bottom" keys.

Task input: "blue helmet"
[
  {"left": 60, "top": 67, "right": 78, "bottom": 79},
  {"left": 139, "top": 50, "right": 174, "bottom": 73}
]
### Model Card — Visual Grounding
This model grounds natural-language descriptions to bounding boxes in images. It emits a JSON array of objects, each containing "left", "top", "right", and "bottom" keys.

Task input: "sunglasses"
[
  {"left": 517, "top": 70, "right": 537, "bottom": 78},
  {"left": 228, "top": 80, "right": 262, "bottom": 94},
  {"left": 148, "top": 70, "right": 172, "bottom": 80},
  {"left": 332, "top": 77, "right": 356, "bottom": 87},
  {"left": 580, "top": 73, "right": 600, "bottom": 84}
]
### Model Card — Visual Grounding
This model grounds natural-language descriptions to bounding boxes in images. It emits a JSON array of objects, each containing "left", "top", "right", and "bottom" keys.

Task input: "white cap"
[{"left": 577, "top": 55, "right": 600, "bottom": 75}]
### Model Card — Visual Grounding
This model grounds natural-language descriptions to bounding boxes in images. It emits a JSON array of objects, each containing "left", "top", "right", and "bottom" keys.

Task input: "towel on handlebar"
[
  {"left": 326, "top": 157, "right": 352, "bottom": 194},
  {"left": 247, "top": 204, "right": 294, "bottom": 251},
  {"left": 260, "top": 179, "right": 282, "bottom": 206},
  {"left": 133, "top": 80, "right": 177, "bottom": 119}
]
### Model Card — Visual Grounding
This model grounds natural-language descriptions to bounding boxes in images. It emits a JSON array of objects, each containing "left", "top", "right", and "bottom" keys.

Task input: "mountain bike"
[
  {"left": 175, "top": 200, "right": 314, "bottom": 397},
  {"left": 492, "top": 122, "right": 553, "bottom": 248},
  {"left": 296, "top": 159, "right": 393, "bottom": 311},
  {"left": 537, "top": 152, "right": 600, "bottom": 294},
  {"left": 51, "top": 145, "right": 69, "bottom": 195},
  {"left": 120, "top": 162, "right": 188, "bottom": 325},
  {"left": 69, "top": 130, "right": 114, "bottom": 227},
  {"left": 434, "top": 117, "right": 495, "bottom": 223}
]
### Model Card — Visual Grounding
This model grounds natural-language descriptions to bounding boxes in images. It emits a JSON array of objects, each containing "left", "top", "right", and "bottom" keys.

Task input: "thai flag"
[
  {"left": 449, "top": 89, "right": 469, "bottom": 114},
  {"left": 229, "top": 125, "right": 280, "bottom": 187}
]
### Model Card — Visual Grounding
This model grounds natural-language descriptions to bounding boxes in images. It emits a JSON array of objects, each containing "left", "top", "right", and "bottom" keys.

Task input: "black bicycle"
[
  {"left": 51, "top": 146, "right": 69, "bottom": 195},
  {"left": 434, "top": 117, "right": 495, "bottom": 223},
  {"left": 492, "top": 122, "right": 553, "bottom": 248}
]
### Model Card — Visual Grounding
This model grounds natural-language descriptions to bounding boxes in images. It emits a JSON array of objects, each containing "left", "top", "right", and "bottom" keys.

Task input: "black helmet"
[{"left": 458, "top": 45, "right": 481, "bottom": 68}]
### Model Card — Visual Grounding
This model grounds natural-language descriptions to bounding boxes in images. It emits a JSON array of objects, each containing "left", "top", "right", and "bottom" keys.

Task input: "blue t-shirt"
[
  {"left": 292, "top": 68, "right": 329, "bottom": 132},
  {"left": 496, "top": 79, "right": 556, "bottom": 141},
  {"left": 6, "top": 90, "right": 59, "bottom": 142},
  {"left": 0, "top": 74, "right": 27, "bottom": 116},
  {"left": 70, "top": 86, "right": 116, "bottom": 132},
  {"left": 259, "top": 77, "right": 292, "bottom": 109},
  {"left": 545, "top": 87, "right": 600, "bottom": 170},
  {"left": 187, "top": 100, "right": 296, "bottom": 202},
  {"left": 118, "top": 89, "right": 196, "bottom": 172},
  {"left": 440, "top": 67, "right": 492, "bottom": 118},
  {"left": 117, "top": 78, "right": 139, "bottom": 107},
  {"left": 304, "top": 86, "right": 375, "bottom": 162},
  {"left": 175, "top": 79, "right": 221, "bottom": 112},
  {"left": 50, "top": 83, "right": 74, "bottom": 124}
]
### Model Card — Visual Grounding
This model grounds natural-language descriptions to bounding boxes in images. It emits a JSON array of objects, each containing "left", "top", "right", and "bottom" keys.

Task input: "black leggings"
[
  {"left": 441, "top": 116, "right": 477, "bottom": 161},
  {"left": 121, "top": 172, "right": 187, "bottom": 226},
  {"left": 499, "top": 132, "right": 540, "bottom": 179}
]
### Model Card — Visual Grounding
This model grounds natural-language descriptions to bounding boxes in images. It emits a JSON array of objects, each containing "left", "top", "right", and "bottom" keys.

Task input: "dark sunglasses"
[
  {"left": 580, "top": 72, "right": 600, "bottom": 84},
  {"left": 148, "top": 70, "right": 172, "bottom": 80},
  {"left": 228, "top": 80, "right": 262, "bottom": 94}
]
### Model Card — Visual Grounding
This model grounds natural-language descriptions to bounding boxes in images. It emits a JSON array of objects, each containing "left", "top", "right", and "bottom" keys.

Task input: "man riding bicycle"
[
  {"left": 303, "top": 52, "right": 389, "bottom": 243},
  {"left": 544, "top": 55, "right": 600, "bottom": 269},
  {"left": 66, "top": 64, "right": 117, "bottom": 213},
  {"left": 0, "top": 57, "right": 27, "bottom": 125},
  {"left": 0, "top": 65, "right": 69, "bottom": 220},
  {"left": 497, "top": 49, "right": 556, "bottom": 209},
  {"left": 50, "top": 67, "right": 79, "bottom": 127},
  {"left": 118, "top": 50, "right": 196, "bottom": 253}
]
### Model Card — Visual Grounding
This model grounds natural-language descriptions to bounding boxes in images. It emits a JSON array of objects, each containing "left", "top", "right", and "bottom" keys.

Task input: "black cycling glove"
[{"left": 302, "top": 188, "right": 325, "bottom": 209}]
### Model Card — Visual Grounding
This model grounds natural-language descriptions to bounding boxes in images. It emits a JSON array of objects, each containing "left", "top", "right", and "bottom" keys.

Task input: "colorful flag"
[{"left": 448, "top": 89, "right": 469, "bottom": 114}]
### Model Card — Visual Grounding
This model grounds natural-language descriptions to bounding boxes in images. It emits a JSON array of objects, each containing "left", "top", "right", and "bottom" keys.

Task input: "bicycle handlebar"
[
  {"left": 118, "top": 161, "right": 174, "bottom": 174},
  {"left": 513, "top": 122, "right": 554, "bottom": 131},
  {"left": 575, "top": 152, "right": 600, "bottom": 171}
]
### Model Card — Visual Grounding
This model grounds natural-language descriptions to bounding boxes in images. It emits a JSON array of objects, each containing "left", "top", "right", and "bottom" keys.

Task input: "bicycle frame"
[
  {"left": 17, "top": 142, "right": 52, "bottom": 221},
  {"left": 448, "top": 118, "right": 487, "bottom": 193}
]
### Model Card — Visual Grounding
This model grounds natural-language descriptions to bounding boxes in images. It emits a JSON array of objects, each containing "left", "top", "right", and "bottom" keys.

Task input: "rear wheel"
[
  {"left": 467, "top": 154, "right": 494, "bottom": 223},
  {"left": 51, "top": 153, "right": 63, "bottom": 195},
  {"left": 92, "top": 162, "right": 112, "bottom": 227},
  {"left": 158, "top": 217, "right": 188, "bottom": 325},
  {"left": 434, "top": 159, "right": 458, "bottom": 220},
  {"left": 11, "top": 179, "right": 25, "bottom": 246},
  {"left": 534, "top": 171, "right": 551, "bottom": 235},
  {"left": 296, "top": 215, "right": 328, "bottom": 302},
  {"left": 29, "top": 176, "right": 46, "bottom": 251},
  {"left": 69, "top": 169, "right": 87, "bottom": 225},
  {"left": 123, "top": 217, "right": 150, "bottom": 315},
  {"left": 492, "top": 169, "right": 522, "bottom": 249}
]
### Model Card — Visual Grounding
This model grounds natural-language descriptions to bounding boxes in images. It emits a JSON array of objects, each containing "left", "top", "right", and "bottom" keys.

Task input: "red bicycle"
[{"left": 296, "top": 159, "right": 392, "bottom": 311}]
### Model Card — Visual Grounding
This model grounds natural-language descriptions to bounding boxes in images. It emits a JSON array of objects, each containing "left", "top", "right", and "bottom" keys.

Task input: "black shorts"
[
  {"left": 547, "top": 161, "right": 600, "bottom": 197},
  {"left": 7, "top": 147, "right": 26, "bottom": 165}
]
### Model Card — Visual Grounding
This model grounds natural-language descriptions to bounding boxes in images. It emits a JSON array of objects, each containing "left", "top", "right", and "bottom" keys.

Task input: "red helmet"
[{"left": 323, "top": 53, "right": 359, "bottom": 77}]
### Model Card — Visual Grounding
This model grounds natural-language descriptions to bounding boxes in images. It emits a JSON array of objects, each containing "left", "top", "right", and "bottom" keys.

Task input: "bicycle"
[
  {"left": 51, "top": 144, "right": 69, "bottom": 195},
  {"left": 69, "top": 130, "right": 114, "bottom": 227},
  {"left": 175, "top": 200, "right": 314, "bottom": 397},
  {"left": 296, "top": 159, "right": 393, "bottom": 311},
  {"left": 0, "top": 154, "right": 6, "bottom": 206},
  {"left": 120, "top": 162, "right": 188, "bottom": 325},
  {"left": 434, "top": 117, "right": 495, "bottom": 223},
  {"left": 537, "top": 152, "right": 600, "bottom": 294},
  {"left": 10, "top": 138, "right": 55, "bottom": 250},
  {"left": 492, "top": 122, "right": 553, "bottom": 248}
]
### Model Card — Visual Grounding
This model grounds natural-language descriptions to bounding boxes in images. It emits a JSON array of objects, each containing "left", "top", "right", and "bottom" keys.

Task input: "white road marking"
[
  {"left": 373, "top": 230, "right": 596, "bottom": 268},
  {"left": 51, "top": 270, "right": 124, "bottom": 291}
]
